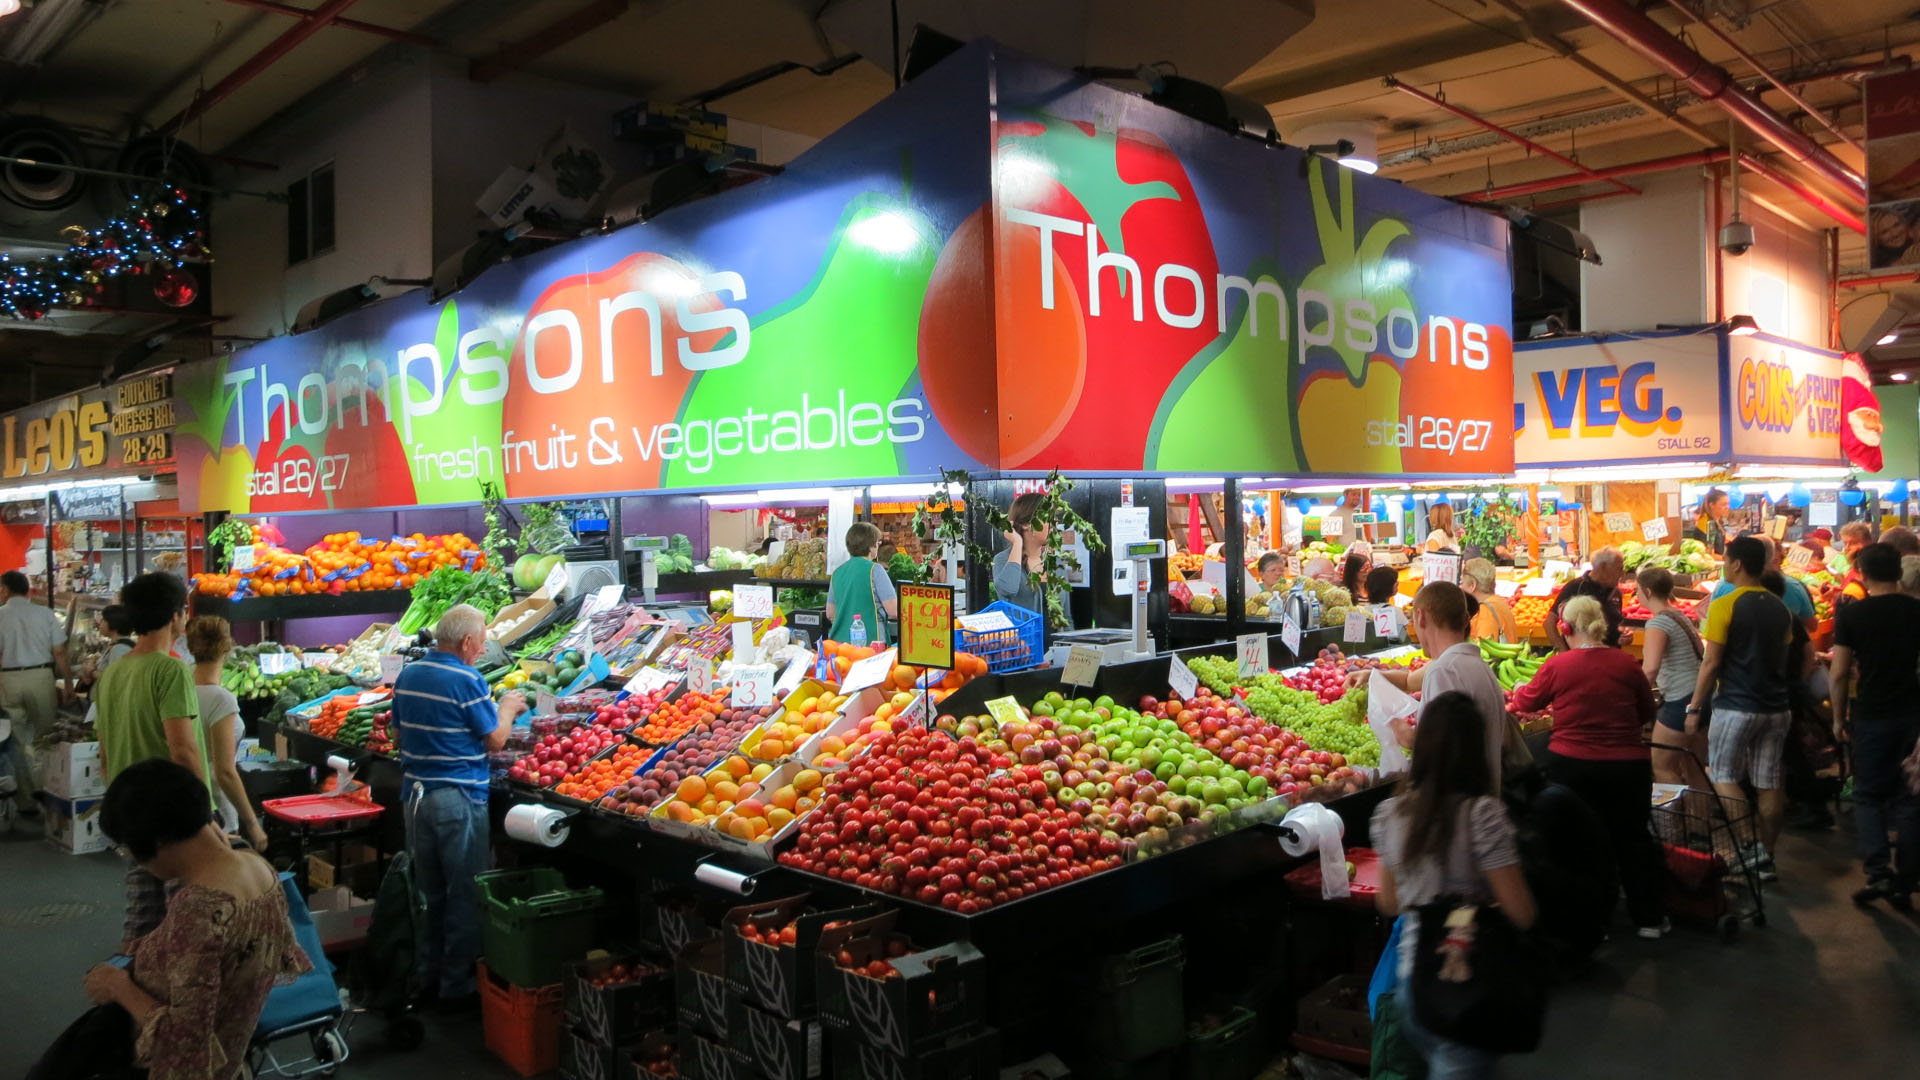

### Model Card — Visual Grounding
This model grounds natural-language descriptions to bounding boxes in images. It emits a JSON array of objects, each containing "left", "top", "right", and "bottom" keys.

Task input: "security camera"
[{"left": 1720, "top": 218, "right": 1755, "bottom": 257}]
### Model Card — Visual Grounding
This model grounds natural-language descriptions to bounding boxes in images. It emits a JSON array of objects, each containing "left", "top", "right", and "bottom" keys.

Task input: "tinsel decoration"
[{"left": 2, "top": 186, "right": 209, "bottom": 320}]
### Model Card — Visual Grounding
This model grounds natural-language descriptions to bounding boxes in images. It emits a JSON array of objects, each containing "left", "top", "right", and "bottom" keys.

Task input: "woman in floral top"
[{"left": 80, "top": 759, "right": 309, "bottom": 1080}]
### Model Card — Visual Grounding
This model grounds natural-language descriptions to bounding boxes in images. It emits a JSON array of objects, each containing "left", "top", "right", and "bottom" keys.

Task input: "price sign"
[
  {"left": 1784, "top": 545, "right": 1815, "bottom": 570},
  {"left": 623, "top": 666, "right": 678, "bottom": 697},
  {"left": 688, "top": 657, "right": 713, "bottom": 695},
  {"left": 1343, "top": 610, "right": 1369, "bottom": 643},
  {"left": 731, "top": 621, "right": 756, "bottom": 665},
  {"left": 1168, "top": 657, "right": 1198, "bottom": 700},
  {"left": 956, "top": 610, "right": 1013, "bottom": 632},
  {"left": 732, "top": 584, "right": 775, "bottom": 619},
  {"left": 1280, "top": 616, "right": 1302, "bottom": 656},
  {"left": 1286, "top": 556, "right": 1302, "bottom": 579},
  {"left": 534, "top": 687, "right": 558, "bottom": 715},
  {"left": 357, "top": 690, "right": 388, "bottom": 706},
  {"left": 1421, "top": 551, "right": 1461, "bottom": 584},
  {"left": 258, "top": 652, "right": 299, "bottom": 675},
  {"left": 840, "top": 648, "right": 899, "bottom": 694},
  {"left": 903, "top": 691, "right": 935, "bottom": 726},
  {"left": 1494, "top": 579, "right": 1521, "bottom": 598},
  {"left": 897, "top": 583, "right": 954, "bottom": 671},
  {"left": 1061, "top": 645, "right": 1102, "bottom": 688},
  {"left": 1604, "top": 512, "right": 1634, "bottom": 533},
  {"left": 731, "top": 663, "right": 776, "bottom": 707},
  {"left": 985, "top": 695, "right": 1026, "bottom": 728},
  {"left": 1236, "top": 633, "right": 1269, "bottom": 679},
  {"left": 541, "top": 560, "right": 569, "bottom": 597},
  {"left": 379, "top": 655, "right": 405, "bottom": 685},
  {"left": 303, "top": 652, "right": 336, "bottom": 670},
  {"left": 1768, "top": 516, "right": 1788, "bottom": 541},
  {"left": 1375, "top": 607, "right": 1398, "bottom": 636},
  {"left": 1322, "top": 515, "right": 1345, "bottom": 537},
  {"left": 1641, "top": 518, "right": 1669, "bottom": 542},
  {"left": 774, "top": 653, "right": 813, "bottom": 697},
  {"left": 230, "top": 544, "right": 256, "bottom": 572}
]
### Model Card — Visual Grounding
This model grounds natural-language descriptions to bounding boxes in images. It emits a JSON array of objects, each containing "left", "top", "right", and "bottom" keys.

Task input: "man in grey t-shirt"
[{"left": 1351, "top": 582, "right": 1518, "bottom": 784}]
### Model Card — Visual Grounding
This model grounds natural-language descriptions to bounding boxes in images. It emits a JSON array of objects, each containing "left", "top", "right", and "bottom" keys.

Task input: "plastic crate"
[
  {"left": 625, "top": 1031, "right": 679, "bottom": 1080},
  {"left": 826, "top": 1026, "right": 999, "bottom": 1080},
  {"left": 1290, "top": 974, "right": 1371, "bottom": 1068},
  {"left": 480, "top": 960, "right": 566, "bottom": 1077},
  {"left": 640, "top": 888, "right": 713, "bottom": 961},
  {"left": 955, "top": 601, "right": 1043, "bottom": 673},
  {"left": 478, "top": 868, "right": 606, "bottom": 988},
  {"left": 1085, "top": 936, "right": 1184, "bottom": 1063},
  {"left": 676, "top": 937, "right": 732, "bottom": 1039},
  {"left": 728, "top": 995, "right": 824, "bottom": 1080},
  {"left": 723, "top": 895, "right": 880, "bottom": 1019},
  {"left": 1180, "top": 1007, "right": 1259, "bottom": 1080},
  {"left": 680, "top": 1028, "right": 744, "bottom": 1080},
  {"left": 567, "top": 952, "right": 675, "bottom": 1045},
  {"left": 815, "top": 930, "right": 988, "bottom": 1058},
  {"left": 563, "top": 1024, "right": 647, "bottom": 1080}
]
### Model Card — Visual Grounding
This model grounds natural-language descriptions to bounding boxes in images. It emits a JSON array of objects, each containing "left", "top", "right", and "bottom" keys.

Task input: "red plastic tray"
[
  {"left": 1283, "top": 846, "right": 1380, "bottom": 910},
  {"left": 262, "top": 793, "right": 385, "bottom": 827}
]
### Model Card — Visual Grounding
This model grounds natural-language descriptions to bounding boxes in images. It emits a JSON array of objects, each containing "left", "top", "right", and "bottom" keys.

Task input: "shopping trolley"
[
  {"left": 249, "top": 873, "right": 354, "bottom": 1078},
  {"left": 1650, "top": 752, "right": 1768, "bottom": 941}
]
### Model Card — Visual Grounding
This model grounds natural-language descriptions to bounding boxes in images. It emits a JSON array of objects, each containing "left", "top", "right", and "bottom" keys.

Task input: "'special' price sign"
[{"left": 896, "top": 583, "right": 954, "bottom": 671}]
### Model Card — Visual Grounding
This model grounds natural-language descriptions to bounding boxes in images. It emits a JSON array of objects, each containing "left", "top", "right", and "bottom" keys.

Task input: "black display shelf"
[{"left": 205, "top": 588, "right": 414, "bottom": 623}]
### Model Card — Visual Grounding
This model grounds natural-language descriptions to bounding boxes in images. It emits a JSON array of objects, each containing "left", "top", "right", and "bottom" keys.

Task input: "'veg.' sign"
[{"left": 1512, "top": 333, "right": 1722, "bottom": 466}]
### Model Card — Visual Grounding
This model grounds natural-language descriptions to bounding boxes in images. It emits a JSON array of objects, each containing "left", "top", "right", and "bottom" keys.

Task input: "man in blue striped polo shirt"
[{"left": 393, "top": 603, "right": 526, "bottom": 1008}]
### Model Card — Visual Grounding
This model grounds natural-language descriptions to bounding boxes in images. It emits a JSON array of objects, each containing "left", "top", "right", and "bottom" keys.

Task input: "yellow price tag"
[
  {"left": 897, "top": 583, "right": 955, "bottom": 671},
  {"left": 985, "top": 695, "right": 1026, "bottom": 729}
]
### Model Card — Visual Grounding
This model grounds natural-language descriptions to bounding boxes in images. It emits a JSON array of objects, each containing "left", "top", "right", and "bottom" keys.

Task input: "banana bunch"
[{"left": 1478, "top": 638, "right": 1544, "bottom": 691}]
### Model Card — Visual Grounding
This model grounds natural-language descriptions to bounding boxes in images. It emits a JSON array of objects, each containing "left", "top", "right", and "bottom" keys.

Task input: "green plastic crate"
[
  {"left": 1086, "top": 935, "right": 1185, "bottom": 1063},
  {"left": 478, "top": 867, "right": 605, "bottom": 988},
  {"left": 1180, "top": 1007, "right": 1260, "bottom": 1080}
]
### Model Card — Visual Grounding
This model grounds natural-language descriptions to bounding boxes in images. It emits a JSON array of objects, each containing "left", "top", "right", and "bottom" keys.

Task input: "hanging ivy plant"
[{"left": 1460, "top": 490, "right": 1519, "bottom": 556}]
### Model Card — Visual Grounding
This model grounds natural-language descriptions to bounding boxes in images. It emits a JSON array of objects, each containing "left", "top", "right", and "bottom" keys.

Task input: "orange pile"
[
  {"left": 660, "top": 756, "right": 826, "bottom": 842},
  {"left": 635, "top": 690, "right": 727, "bottom": 744},
  {"left": 555, "top": 742, "right": 650, "bottom": 801},
  {"left": 1512, "top": 595, "right": 1554, "bottom": 630},
  {"left": 192, "top": 528, "right": 485, "bottom": 598},
  {"left": 818, "top": 640, "right": 988, "bottom": 691}
]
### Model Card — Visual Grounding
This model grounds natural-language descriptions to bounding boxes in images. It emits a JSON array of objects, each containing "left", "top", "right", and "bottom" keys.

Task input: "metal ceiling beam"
[
  {"left": 1556, "top": 0, "right": 1865, "bottom": 203},
  {"left": 161, "top": 0, "right": 363, "bottom": 134},
  {"left": 1468, "top": 148, "right": 1729, "bottom": 201},
  {"left": 1659, "top": 0, "right": 1861, "bottom": 153},
  {"left": 218, "top": 0, "right": 436, "bottom": 48},
  {"left": 1386, "top": 77, "right": 1639, "bottom": 195},
  {"left": 469, "top": 0, "right": 630, "bottom": 83}
]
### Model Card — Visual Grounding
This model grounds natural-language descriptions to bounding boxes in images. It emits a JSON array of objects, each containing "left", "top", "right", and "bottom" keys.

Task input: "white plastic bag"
[{"left": 1366, "top": 669, "right": 1416, "bottom": 776}]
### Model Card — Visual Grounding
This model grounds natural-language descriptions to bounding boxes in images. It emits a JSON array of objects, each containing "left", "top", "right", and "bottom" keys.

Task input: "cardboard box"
[
  {"left": 41, "top": 741, "right": 105, "bottom": 799},
  {"left": 40, "top": 792, "right": 108, "bottom": 854},
  {"left": 307, "top": 843, "right": 382, "bottom": 893},
  {"left": 308, "top": 886, "right": 375, "bottom": 948},
  {"left": 490, "top": 588, "right": 558, "bottom": 645}
]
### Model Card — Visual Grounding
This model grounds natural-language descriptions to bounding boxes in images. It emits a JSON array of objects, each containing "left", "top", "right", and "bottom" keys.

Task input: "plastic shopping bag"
[{"left": 1367, "top": 669, "right": 1417, "bottom": 776}]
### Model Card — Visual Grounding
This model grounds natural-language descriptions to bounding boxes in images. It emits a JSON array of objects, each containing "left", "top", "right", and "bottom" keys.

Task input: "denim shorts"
[{"left": 1654, "top": 694, "right": 1693, "bottom": 733}]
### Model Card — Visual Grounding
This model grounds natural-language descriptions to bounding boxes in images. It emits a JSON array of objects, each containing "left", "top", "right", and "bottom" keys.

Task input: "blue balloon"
[
  {"left": 1788, "top": 484, "right": 1811, "bottom": 508},
  {"left": 1725, "top": 485, "right": 1741, "bottom": 501},
  {"left": 1297, "top": 499, "right": 1316, "bottom": 514},
  {"left": 1893, "top": 480, "right": 1911, "bottom": 503},
  {"left": 1840, "top": 488, "right": 1867, "bottom": 507},
  {"left": 1371, "top": 496, "right": 1388, "bottom": 516}
]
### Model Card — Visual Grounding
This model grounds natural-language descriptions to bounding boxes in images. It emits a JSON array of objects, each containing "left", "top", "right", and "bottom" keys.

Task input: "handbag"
[
  {"left": 1410, "top": 897, "right": 1549, "bottom": 1054},
  {"left": 26, "top": 1002, "right": 143, "bottom": 1080}
]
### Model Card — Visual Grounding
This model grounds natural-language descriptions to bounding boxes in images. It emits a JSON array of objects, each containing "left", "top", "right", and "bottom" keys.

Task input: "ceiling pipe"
[
  {"left": 1840, "top": 272, "right": 1920, "bottom": 290},
  {"left": 1385, "top": 76, "right": 1639, "bottom": 195},
  {"left": 218, "top": 0, "right": 435, "bottom": 47},
  {"left": 1660, "top": 0, "right": 1861, "bottom": 152},
  {"left": 1468, "top": 148, "right": 1729, "bottom": 200},
  {"left": 162, "top": 0, "right": 361, "bottom": 134},
  {"left": 1556, "top": 0, "right": 1865, "bottom": 203},
  {"left": 1736, "top": 151, "right": 1865, "bottom": 233}
]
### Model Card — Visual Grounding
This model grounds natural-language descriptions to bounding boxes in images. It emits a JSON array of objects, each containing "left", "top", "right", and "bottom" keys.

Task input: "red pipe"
[
  {"left": 1468, "top": 148, "right": 1729, "bottom": 200},
  {"left": 1556, "top": 0, "right": 1866, "bottom": 202},
  {"left": 1661, "top": 0, "right": 1860, "bottom": 152},
  {"left": 163, "top": 0, "right": 361, "bottom": 133},
  {"left": 219, "top": 0, "right": 433, "bottom": 47},
  {"left": 1735, "top": 152, "right": 1866, "bottom": 234},
  {"left": 1839, "top": 272, "right": 1920, "bottom": 290},
  {"left": 1387, "top": 77, "right": 1638, "bottom": 195}
]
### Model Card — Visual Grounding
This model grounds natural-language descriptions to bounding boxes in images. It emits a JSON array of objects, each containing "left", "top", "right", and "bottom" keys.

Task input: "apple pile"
[
  {"left": 507, "top": 726, "right": 622, "bottom": 787},
  {"left": 586, "top": 685, "right": 676, "bottom": 733},
  {"left": 1141, "top": 686, "right": 1362, "bottom": 800},
  {"left": 779, "top": 727, "right": 1120, "bottom": 912},
  {"left": 598, "top": 707, "right": 776, "bottom": 816}
]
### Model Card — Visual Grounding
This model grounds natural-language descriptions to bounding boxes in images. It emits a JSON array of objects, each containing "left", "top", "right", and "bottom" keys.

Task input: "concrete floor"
[{"left": 4, "top": 811, "right": 1916, "bottom": 1079}]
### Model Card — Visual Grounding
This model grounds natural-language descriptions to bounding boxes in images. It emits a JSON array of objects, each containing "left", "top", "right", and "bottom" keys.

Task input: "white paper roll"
[
  {"left": 325, "top": 754, "right": 354, "bottom": 776},
  {"left": 1279, "top": 802, "right": 1350, "bottom": 900},
  {"left": 503, "top": 803, "right": 572, "bottom": 848},
  {"left": 694, "top": 861, "right": 756, "bottom": 895}
]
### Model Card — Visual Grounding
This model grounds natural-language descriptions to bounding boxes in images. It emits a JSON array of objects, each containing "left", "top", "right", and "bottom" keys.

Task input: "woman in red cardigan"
[{"left": 1510, "top": 595, "right": 1668, "bottom": 939}]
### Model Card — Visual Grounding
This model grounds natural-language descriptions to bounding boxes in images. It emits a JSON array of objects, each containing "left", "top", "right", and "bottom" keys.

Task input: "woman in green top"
[{"left": 826, "top": 522, "right": 898, "bottom": 645}]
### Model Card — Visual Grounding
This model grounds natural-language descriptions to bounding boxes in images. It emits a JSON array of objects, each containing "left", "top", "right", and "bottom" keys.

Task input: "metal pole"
[{"left": 1223, "top": 478, "right": 1245, "bottom": 642}]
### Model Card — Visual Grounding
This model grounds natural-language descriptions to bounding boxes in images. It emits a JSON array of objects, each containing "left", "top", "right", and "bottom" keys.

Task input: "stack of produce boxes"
[
  {"left": 815, "top": 912, "right": 996, "bottom": 1080},
  {"left": 719, "top": 896, "right": 868, "bottom": 1080},
  {"left": 559, "top": 952, "right": 674, "bottom": 1080}
]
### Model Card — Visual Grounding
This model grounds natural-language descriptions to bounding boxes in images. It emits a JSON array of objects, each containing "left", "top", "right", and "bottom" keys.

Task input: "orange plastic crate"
[{"left": 479, "top": 960, "right": 564, "bottom": 1076}]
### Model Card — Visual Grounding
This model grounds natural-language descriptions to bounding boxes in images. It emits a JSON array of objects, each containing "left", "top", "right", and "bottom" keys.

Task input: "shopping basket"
[
  {"left": 956, "top": 600, "right": 1043, "bottom": 673},
  {"left": 1649, "top": 766, "right": 1767, "bottom": 939}
]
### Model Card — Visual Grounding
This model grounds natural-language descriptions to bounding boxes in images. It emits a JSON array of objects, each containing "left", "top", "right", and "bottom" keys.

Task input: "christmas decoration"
[{"left": 1, "top": 186, "right": 208, "bottom": 320}]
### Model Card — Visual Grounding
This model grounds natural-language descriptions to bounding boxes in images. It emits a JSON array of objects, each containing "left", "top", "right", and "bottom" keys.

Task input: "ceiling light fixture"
[
  {"left": 1725, "top": 314, "right": 1761, "bottom": 336},
  {"left": 1896, "top": 372, "right": 1911, "bottom": 382},
  {"left": 0, "top": 1, "right": 22, "bottom": 18},
  {"left": 1293, "top": 120, "right": 1379, "bottom": 175},
  {"left": 1880, "top": 333, "right": 1901, "bottom": 345}
]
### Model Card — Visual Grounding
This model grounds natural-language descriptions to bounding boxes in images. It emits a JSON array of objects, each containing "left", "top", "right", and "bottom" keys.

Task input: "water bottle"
[{"left": 850, "top": 614, "right": 868, "bottom": 648}]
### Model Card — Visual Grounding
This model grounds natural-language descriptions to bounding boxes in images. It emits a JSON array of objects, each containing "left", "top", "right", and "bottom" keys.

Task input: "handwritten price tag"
[
  {"left": 258, "top": 652, "right": 299, "bottom": 675},
  {"left": 732, "top": 584, "right": 774, "bottom": 619},
  {"left": 1784, "top": 545, "right": 1815, "bottom": 570},
  {"left": 731, "top": 621, "right": 756, "bottom": 665},
  {"left": 623, "top": 666, "right": 678, "bottom": 697},
  {"left": 731, "top": 663, "right": 776, "bottom": 707},
  {"left": 1061, "top": 645, "right": 1102, "bottom": 688},
  {"left": 1168, "top": 657, "right": 1198, "bottom": 700},
  {"left": 1344, "top": 610, "right": 1369, "bottom": 643},
  {"left": 379, "top": 655, "right": 404, "bottom": 685},
  {"left": 1281, "top": 616, "right": 1302, "bottom": 656},
  {"left": 1604, "top": 512, "right": 1634, "bottom": 533},
  {"left": 1641, "top": 518, "right": 1669, "bottom": 542},
  {"left": 1421, "top": 551, "right": 1461, "bottom": 584},
  {"left": 840, "top": 648, "right": 899, "bottom": 694},
  {"left": 1375, "top": 607, "right": 1398, "bottom": 636},
  {"left": 688, "top": 657, "right": 713, "bottom": 695},
  {"left": 985, "top": 695, "right": 1026, "bottom": 728},
  {"left": 1236, "top": 633, "right": 1269, "bottom": 679},
  {"left": 1322, "top": 515, "right": 1344, "bottom": 537},
  {"left": 230, "top": 544, "right": 255, "bottom": 572}
]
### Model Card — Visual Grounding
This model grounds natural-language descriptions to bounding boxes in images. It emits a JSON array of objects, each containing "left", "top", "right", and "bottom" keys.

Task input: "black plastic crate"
[
  {"left": 567, "top": 952, "right": 675, "bottom": 1045},
  {"left": 1086, "top": 936, "right": 1184, "bottom": 1062},
  {"left": 825, "top": 1025, "right": 999, "bottom": 1080},
  {"left": 625, "top": 1030, "right": 678, "bottom": 1080},
  {"left": 723, "top": 895, "right": 881, "bottom": 1020},
  {"left": 680, "top": 1028, "right": 749, "bottom": 1080},
  {"left": 728, "top": 994, "right": 825, "bottom": 1080},
  {"left": 815, "top": 930, "right": 988, "bottom": 1058},
  {"left": 641, "top": 887, "right": 713, "bottom": 961},
  {"left": 562, "top": 1024, "right": 645, "bottom": 1080},
  {"left": 1180, "top": 1007, "right": 1259, "bottom": 1080},
  {"left": 675, "top": 938, "right": 731, "bottom": 1040}
]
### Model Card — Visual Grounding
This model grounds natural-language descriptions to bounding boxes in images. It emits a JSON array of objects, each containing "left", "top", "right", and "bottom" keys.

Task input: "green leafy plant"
[
  {"left": 480, "top": 482, "right": 511, "bottom": 569},
  {"left": 1460, "top": 491, "right": 1519, "bottom": 556},
  {"left": 207, "top": 518, "right": 254, "bottom": 568},
  {"left": 1029, "top": 471, "right": 1106, "bottom": 630}
]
